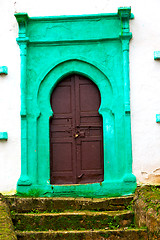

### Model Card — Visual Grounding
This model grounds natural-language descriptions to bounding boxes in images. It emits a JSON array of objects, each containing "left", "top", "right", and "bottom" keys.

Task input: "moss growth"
[
  {"left": 135, "top": 185, "right": 160, "bottom": 213},
  {"left": 0, "top": 194, "right": 17, "bottom": 239},
  {"left": 16, "top": 188, "right": 42, "bottom": 197},
  {"left": 12, "top": 210, "right": 133, "bottom": 231},
  {"left": 134, "top": 185, "right": 160, "bottom": 239}
]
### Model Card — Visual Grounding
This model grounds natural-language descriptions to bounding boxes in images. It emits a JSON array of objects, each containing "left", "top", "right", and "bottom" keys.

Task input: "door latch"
[
  {"left": 78, "top": 173, "right": 84, "bottom": 179},
  {"left": 74, "top": 133, "right": 79, "bottom": 138}
]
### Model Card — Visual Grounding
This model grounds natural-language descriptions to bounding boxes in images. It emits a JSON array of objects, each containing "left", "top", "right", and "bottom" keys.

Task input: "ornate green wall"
[{"left": 15, "top": 7, "right": 136, "bottom": 197}]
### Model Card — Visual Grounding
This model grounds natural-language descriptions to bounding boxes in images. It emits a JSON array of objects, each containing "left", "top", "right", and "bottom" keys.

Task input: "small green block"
[
  {"left": 156, "top": 114, "right": 160, "bottom": 123},
  {"left": 0, "top": 66, "right": 8, "bottom": 75},
  {"left": 0, "top": 132, "right": 8, "bottom": 140},
  {"left": 154, "top": 51, "right": 160, "bottom": 60}
]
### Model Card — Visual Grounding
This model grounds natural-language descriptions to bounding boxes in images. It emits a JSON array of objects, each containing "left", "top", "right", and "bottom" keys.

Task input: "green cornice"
[
  {"left": 14, "top": 12, "right": 29, "bottom": 21},
  {"left": 14, "top": 13, "right": 29, "bottom": 40},
  {"left": 15, "top": 9, "right": 134, "bottom": 44},
  {"left": 15, "top": 11, "right": 134, "bottom": 22},
  {"left": 118, "top": 7, "right": 131, "bottom": 19},
  {"left": 118, "top": 7, "right": 132, "bottom": 40}
]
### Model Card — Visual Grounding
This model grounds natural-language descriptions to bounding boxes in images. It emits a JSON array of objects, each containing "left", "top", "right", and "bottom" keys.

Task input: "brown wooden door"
[{"left": 50, "top": 74, "right": 103, "bottom": 184}]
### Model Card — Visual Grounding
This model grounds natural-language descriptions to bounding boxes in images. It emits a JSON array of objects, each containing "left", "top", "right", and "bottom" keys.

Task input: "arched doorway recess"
[{"left": 50, "top": 74, "right": 104, "bottom": 185}]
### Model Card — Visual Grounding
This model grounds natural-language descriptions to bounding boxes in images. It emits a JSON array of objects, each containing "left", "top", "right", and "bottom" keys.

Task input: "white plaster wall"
[
  {"left": 0, "top": 0, "right": 160, "bottom": 194},
  {"left": 130, "top": 0, "right": 160, "bottom": 184}
]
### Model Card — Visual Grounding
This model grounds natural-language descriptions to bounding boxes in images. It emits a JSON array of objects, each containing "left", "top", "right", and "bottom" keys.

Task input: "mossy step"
[
  {"left": 6, "top": 195, "right": 133, "bottom": 213},
  {"left": 0, "top": 197, "right": 17, "bottom": 240},
  {"left": 15, "top": 229, "right": 148, "bottom": 240},
  {"left": 13, "top": 210, "right": 134, "bottom": 231}
]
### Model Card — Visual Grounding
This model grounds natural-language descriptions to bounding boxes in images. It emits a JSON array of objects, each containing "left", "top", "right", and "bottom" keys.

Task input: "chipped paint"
[{"left": 141, "top": 170, "right": 160, "bottom": 184}]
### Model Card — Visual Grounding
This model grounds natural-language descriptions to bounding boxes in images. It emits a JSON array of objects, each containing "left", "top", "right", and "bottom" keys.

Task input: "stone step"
[
  {"left": 7, "top": 196, "right": 133, "bottom": 213},
  {"left": 15, "top": 229, "right": 148, "bottom": 240},
  {"left": 13, "top": 210, "right": 134, "bottom": 231}
]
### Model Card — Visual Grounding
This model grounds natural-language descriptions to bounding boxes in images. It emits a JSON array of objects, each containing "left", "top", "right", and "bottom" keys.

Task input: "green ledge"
[{"left": 0, "top": 132, "right": 8, "bottom": 140}]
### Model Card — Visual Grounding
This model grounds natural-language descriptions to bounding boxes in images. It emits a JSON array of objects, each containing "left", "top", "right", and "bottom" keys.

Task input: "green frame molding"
[{"left": 15, "top": 7, "right": 136, "bottom": 197}]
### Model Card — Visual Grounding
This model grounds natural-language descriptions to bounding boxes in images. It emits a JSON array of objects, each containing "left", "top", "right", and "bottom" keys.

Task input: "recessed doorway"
[{"left": 50, "top": 74, "right": 104, "bottom": 184}]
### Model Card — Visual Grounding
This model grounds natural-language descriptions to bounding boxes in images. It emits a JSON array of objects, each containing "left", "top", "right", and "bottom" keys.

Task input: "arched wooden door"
[{"left": 50, "top": 74, "right": 103, "bottom": 184}]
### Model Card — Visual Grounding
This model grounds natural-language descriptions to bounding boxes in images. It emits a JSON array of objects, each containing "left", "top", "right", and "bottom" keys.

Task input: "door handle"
[
  {"left": 74, "top": 133, "right": 79, "bottom": 138},
  {"left": 78, "top": 173, "right": 84, "bottom": 179},
  {"left": 74, "top": 131, "right": 85, "bottom": 138}
]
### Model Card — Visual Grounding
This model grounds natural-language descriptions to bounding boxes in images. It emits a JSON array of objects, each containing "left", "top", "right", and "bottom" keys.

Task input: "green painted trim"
[
  {"left": 15, "top": 13, "right": 31, "bottom": 187},
  {"left": 28, "top": 12, "right": 134, "bottom": 21},
  {"left": 17, "top": 180, "right": 136, "bottom": 198},
  {"left": 0, "top": 132, "right": 8, "bottom": 140},
  {"left": 118, "top": 7, "right": 135, "bottom": 183},
  {"left": 14, "top": 11, "right": 133, "bottom": 23},
  {"left": 154, "top": 51, "right": 160, "bottom": 60},
  {"left": 15, "top": 7, "right": 136, "bottom": 197},
  {"left": 0, "top": 66, "right": 8, "bottom": 75},
  {"left": 156, "top": 114, "right": 160, "bottom": 123},
  {"left": 15, "top": 12, "right": 123, "bottom": 43},
  {"left": 14, "top": 13, "right": 28, "bottom": 39},
  {"left": 28, "top": 38, "right": 118, "bottom": 45}
]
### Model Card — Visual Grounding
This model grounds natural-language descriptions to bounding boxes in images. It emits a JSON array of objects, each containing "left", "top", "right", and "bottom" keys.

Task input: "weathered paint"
[{"left": 15, "top": 7, "right": 136, "bottom": 197}]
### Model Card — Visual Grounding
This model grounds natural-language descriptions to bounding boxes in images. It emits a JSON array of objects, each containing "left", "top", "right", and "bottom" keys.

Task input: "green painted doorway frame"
[{"left": 15, "top": 7, "right": 136, "bottom": 197}]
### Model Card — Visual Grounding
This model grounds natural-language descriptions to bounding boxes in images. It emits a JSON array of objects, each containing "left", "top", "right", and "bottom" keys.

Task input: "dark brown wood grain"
[{"left": 50, "top": 74, "right": 103, "bottom": 184}]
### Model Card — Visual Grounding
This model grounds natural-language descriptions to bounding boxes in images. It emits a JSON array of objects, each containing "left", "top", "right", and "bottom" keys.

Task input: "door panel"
[
  {"left": 81, "top": 141, "right": 102, "bottom": 169},
  {"left": 50, "top": 74, "right": 103, "bottom": 184},
  {"left": 79, "top": 84, "right": 100, "bottom": 112},
  {"left": 50, "top": 77, "right": 76, "bottom": 184},
  {"left": 52, "top": 143, "right": 73, "bottom": 171},
  {"left": 51, "top": 87, "right": 71, "bottom": 114}
]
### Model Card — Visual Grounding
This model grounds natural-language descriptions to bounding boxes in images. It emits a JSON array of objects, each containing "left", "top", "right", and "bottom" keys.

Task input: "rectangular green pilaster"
[{"left": 15, "top": 13, "right": 31, "bottom": 186}]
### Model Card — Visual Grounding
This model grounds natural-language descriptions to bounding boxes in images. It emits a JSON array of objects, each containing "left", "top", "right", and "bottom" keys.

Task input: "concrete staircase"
[{"left": 6, "top": 196, "right": 148, "bottom": 240}]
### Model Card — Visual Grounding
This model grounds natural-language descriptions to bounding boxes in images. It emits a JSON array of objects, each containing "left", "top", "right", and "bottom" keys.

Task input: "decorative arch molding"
[
  {"left": 37, "top": 59, "right": 114, "bottom": 118},
  {"left": 15, "top": 7, "right": 136, "bottom": 197},
  {"left": 37, "top": 57, "right": 117, "bottom": 96}
]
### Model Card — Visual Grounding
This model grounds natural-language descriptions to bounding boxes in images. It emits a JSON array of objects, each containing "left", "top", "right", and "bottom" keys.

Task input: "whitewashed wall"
[{"left": 0, "top": 0, "right": 160, "bottom": 194}]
